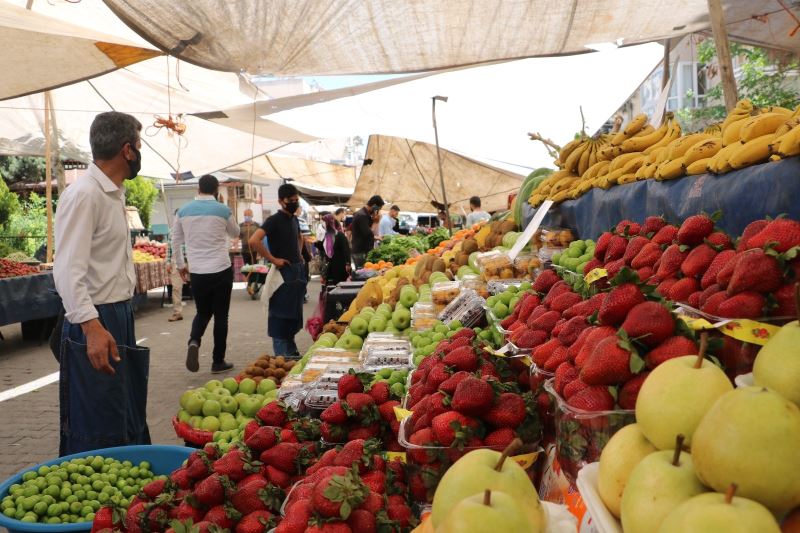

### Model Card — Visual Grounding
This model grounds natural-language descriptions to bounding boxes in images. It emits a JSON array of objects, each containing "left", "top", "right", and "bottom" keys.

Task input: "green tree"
[
  {"left": 0, "top": 156, "right": 46, "bottom": 184},
  {"left": 0, "top": 176, "right": 20, "bottom": 229},
  {"left": 124, "top": 175, "right": 158, "bottom": 229},
  {"left": 676, "top": 40, "right": 799, "bottom": 130},
  {"left": 4, "top": 192, "right": 47, "bottom": 256}
]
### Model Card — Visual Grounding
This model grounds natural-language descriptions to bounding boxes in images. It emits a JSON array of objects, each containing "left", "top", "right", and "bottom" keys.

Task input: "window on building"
[{"left": 667, "top": 61, "right": 708, "bottom": 111}]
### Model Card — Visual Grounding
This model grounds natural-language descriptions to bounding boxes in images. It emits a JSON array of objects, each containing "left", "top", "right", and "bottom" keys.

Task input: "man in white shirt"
[
  {"left": 172, "top": 175, "right": 239, "bottom": 373},
  {"left": 378, "top": 204, "right": 400, "bottom": 238},
  {"left": 54, "top": 111, "right": 150, "bottom": 455},
  {"left": 465, "top": 196, "right": 491, "bottom": 227}
]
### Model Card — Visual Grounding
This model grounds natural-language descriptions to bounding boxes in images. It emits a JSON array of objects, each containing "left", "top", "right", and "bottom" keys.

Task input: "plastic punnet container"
[
  {"left": 460, "top": 275, "right": 489, "bottom": 299},
  {"left": 543, "top": 379, "right": 635, "bottom": 485},
  {"left": 0, "top": 445, "right": 193, "bottom": 533},
  {"left": 431, "top": 281, "right": 461, "bottom": 306},
  {"left": 576, "top": 462, "right": 622, "bottom": 533},
  {"left": 475, "top": 250, "right": 514, "bottom": 281},
  {"left": 438, "top": 289, "right": 486, "bottom": 327},
  {"left": 513, "top": 252, "right": 542, "bottom": 279}
]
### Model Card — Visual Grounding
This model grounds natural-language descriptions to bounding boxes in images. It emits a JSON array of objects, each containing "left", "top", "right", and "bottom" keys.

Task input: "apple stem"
[
  {"left": 495, "top": 438, "right": 523, "bottom": 471},
  {"left": 483, "top": 489, "right": 492, "bottom": 507},
  {"left": 693, "top": 333, "right": 708, "bottom": 369},
  {"left": 725, "top": 483, "right": 737, "bottom": 504},
  {"left": 672, "top": 434, "right": 685, "bottom": 466}
]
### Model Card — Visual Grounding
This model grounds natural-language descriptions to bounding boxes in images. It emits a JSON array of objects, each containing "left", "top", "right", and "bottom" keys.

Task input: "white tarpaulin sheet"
[
  {"left": 103, "top": 0, "right": 799, "bottom": 75},
  {"left": 221, "top": 155, "right": 356, "bottom": 196},
  {"left": 350, "top": 135, "right": 524, "bottom": 214},
  {"left": 0, "top": 0, "right": 161, "bottom": 100}
]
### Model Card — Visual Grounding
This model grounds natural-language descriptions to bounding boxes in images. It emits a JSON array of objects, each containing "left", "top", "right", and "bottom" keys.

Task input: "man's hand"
[
  {"left": 166, "top": 263, "right": 172, "bottom": 274},
  {"left": 272, "top": 257, "right": 289, "bottom": 269},
  {"left": 179, "top": 267, "right": 189, "bottom": 282},
  {"left": 80, "top": 319, "right": 119, "bottom": 375}
]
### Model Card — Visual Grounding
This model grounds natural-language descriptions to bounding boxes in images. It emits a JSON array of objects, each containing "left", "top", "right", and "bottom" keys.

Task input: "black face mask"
[
  {"left": 370, "top": 204, "right": 382, "bottom": 213},
  {"left": 126, "top": 146, "right": 141, "bottom": 180},
  {"left": 284, "top": 201, "right": 299, "bottom": 214}
]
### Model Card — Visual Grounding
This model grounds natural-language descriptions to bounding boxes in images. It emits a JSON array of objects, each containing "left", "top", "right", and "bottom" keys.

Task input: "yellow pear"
[
  {"left": 692, "top": 386, "right": 800, "bottom": 516},
  {"left": 753, "top": 285, "right": 800, "bottom": 406},
  {"left": 598, "top": 424, "right": 657, "bottom": 518},
  {"left": 435, "top": 490, "right": 540, "bottom": 533},
  {"left": 659, "top": 485, "right": 781, "bottom": 533}
]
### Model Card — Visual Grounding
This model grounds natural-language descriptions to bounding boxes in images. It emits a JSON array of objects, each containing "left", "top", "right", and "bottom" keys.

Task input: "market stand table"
[{"left": 0, "top": 271, "right": 61, "bottom": 340}]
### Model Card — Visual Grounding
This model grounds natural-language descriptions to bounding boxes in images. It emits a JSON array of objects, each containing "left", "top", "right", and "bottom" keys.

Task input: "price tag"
[
  {"left": 677, "top": 315, "right": 716, "bottom": 331},
  {"left": 512, "top": 450, "right": 541, "bottom": 470},
  {"left": 508, "top": 200, "right": 553, "bottom": 261},
  {"left": 720, "top": 319, "right": 780, "bottom": 346},
  {"left": 584, "top": 268, "right": 608, "bottom": 284},
  {"left": 393, "top": 406, "right": 413, "bottom": 421},
  {"left": 385, "top": 452, "right": 406, "bottom": 463}
]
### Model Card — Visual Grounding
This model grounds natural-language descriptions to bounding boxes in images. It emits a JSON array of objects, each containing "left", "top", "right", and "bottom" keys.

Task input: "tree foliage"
[
  {"left": 0, "top": 175, "right": 20, "bottom": 230},
  {"left": 3, "top": 192, "right": 48, "bottom": 256},
  {"left": 0, "top": 156, "right": 46, "bottom": 184},
  {"left": 124, "top": 175, "right": 158, "bottom": 229}
]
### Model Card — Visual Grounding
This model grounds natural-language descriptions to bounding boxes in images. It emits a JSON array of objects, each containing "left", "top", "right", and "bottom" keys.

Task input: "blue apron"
[{"left": 267, "top": 263, "right": 307, "bottom": 340}]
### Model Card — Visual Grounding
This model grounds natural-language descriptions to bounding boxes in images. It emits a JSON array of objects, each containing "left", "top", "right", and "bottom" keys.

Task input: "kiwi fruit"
[
  {"left": 462, "top": 239, "right": 478, "bottom": 254},
  {"left": 431, "top": 258, "right": 446, "bottom": 272}
]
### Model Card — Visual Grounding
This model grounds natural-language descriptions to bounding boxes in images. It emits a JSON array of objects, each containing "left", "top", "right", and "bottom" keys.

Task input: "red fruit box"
[
  {"left": 543, "top": 380, "right": 635, "bottom": 485},
  {"left": 171, "top": 416, "right": 214, "bottom": 448}
]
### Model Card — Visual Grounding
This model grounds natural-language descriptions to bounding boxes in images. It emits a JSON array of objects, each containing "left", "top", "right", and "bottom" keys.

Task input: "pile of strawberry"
[
  {"left": 401, "top": 329, "right": 540, "bottom": 502},
  {"left": 319, "top": 371, "right": 403, "bottom": 451},
  {"left": 278, "top": 439, "right": 414, "bottom": 532},
  {"left": 585, "top": 214, "right": 800, "bottom": 319}
]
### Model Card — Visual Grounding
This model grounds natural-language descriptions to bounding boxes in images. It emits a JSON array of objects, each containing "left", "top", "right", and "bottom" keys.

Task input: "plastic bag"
[{"left": 305, "top": 290, "right": 326, "bottom": 340}]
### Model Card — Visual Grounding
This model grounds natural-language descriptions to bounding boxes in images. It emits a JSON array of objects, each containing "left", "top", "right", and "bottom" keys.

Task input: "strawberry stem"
[
  {"left": 725, "top": 483, "right": 737, "bottom": 504},
  {"left": 672, "top": 434, "right": 685, "bottom": 466},
  {"left": 495, "top": 438, "right": 522, "bottom": 471},
  {"left": 483, "top": 489, "right": 492, "bottom": 507},
  {"left": 693, "top": 333, "right": 708, "bottom": 369}
]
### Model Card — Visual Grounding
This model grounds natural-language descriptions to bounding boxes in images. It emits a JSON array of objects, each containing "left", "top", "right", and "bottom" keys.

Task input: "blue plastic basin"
[{"left": 0, "top": 445, "right": 193, "bottom": 533}]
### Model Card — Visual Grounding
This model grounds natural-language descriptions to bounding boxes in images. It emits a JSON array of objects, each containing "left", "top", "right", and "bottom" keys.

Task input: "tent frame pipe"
[
  {"left": 707, "top": 0, "right": 738, "bottom": 111},
  {"left": 44, "top": 91, "right": 53, "bottom": 263},
  {"left": 432, "top": 96, "right": 451, "bottom": 236}
]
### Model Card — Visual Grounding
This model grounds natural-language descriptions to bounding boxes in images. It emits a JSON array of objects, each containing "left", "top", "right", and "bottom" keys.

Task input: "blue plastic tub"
[{"left": 0, "top": 445, "right": 193, "bottom": 533}]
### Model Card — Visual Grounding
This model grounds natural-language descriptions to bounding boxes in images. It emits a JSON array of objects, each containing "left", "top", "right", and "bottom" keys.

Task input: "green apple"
[
  {"left": 261, "top": 396, "right": 276, "bottom": 407},
  {"left": 238, "top": 378, "right": 257, "bottom": 395},
  {"left": 179, "top": 390, "right": 195, "bottom": 410},
  {"left": 211, "top": 387, "right": 230, "bottom": 399},
  {"left": 234, "top": 392, "right": 249, "bottom": 405},
  {"left": 434, "top": 324, "right": 449, "bottom": 335},
  {"left": 204, "top": 379, "right": 223, "bottom": 391},
  {"left": 218, "top": 413, "right": 238, "bottom": 432},
  {"left": 219, "top": 395, "right": 238, "bottom": 414},
  {"left": 399, "top": 286, "right": 418, "bottom": 308},
  {"left": 368, "top": 316, "right": 387, "bottom": 333},
  {"left": 436, "top": 490, "right": 541, "bottom": 533},
  {"left": 238, "top": 417, "right": 254, "bottom": 429},
  {"left": 636, "top": 354, "right": 732, "bottom": 450},
  {"left": 509, "top": 296, "right": 520, "bottom": 311},
  {"left": 659, "top": 489, "right": 781, "bottom": 533},
  {"left": 239, "top": 396, "right": 262, "bottom": 418},
  {"left": 317, "top": 332, "right": 338, "bottom": 347},
  {"left": 449, "top": 320, "right": 463, "bottom": 331},
  {"left": 202, "top": 399, "right": 221, "bottom": 417},
  {"left": 377, "top": 303, "right": 392, "bottom": 315},
  {"left": 189, "top": 415, "right": 203, "bottom": 428},
  {"left": 431, "top": 448, "right": 544, "bottom": 529},
  {"left": 392, "top": 308, "right": 411, "bottom": 330},
  {"left": 257, "top": 378, "right": 277, "bottom": 395},
  {"left": 340, "top": 333, "right": 364, "bottom": 351},
  {"left": 201, "top": 416, "right": 220, "bottom": 432},
  {"left": 350, "top": 316, "right": 369, "bottom": 337},
  {"left": 598, "top": 423, "right": 657, "bottom": 518},
  {"left": 177, "top": 409, "right": 191, "bottom": 423},
  {"left": 486, "top": 296, "right": 498, "bottom": 308},
  {"left": 691, "top": 387, "right": 800, "bottom": 515},
  {"left": 221, "top": 378, "right": 238, "bottom": 395},
  {"left": 621, "top": 444, "right": 708, "bottom": 533},
  {"left": 493, "top": 302, "right": 508, "bottom": 319},
  {"left": 184, "top": 393, "right": 206, "bottom": 416},
  {"left": 753, "top": 318, "right": 800, "bottom": 406}
]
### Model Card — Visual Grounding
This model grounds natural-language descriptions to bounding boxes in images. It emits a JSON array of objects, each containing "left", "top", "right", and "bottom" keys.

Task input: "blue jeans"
[
  {"left": 272, "top": 337, "right": 299, "bottom": 359},
  {"left": 59, "top": 301, "right": 151, "bottom": 456}
]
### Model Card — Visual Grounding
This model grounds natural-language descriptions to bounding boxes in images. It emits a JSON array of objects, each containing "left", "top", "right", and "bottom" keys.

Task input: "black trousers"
[{"left": 189, "top": 267, "right": 233, "bottom": 364}]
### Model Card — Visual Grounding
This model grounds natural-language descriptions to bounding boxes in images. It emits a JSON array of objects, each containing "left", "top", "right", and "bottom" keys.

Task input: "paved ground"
[{"left": 0, "top": 280, "right": 321, "bottom": 481}]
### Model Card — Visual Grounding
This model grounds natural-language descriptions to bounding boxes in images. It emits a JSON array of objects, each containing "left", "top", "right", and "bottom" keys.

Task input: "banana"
[
  {"left": 773, "top": 118, "right": 800, "bottom": 137},
  {"left": 604, "top": 167, "right": 627, "bottom": 185},
  {"left": 722, "top": 116, "right": 749, "bottom": 146},
  {"left": 621, "top": 121, "right": 669, "bottom": 152},
  {"left": 609, "top": 152, "right": 645, "bottom": 172},
  {"left": 623, "top": 113, "right": 649, "bottom": 137},
  {"left": 683, "top": 138, "right": 722, "bottom": 166},
  {"left": 598, "top": 144, "right": 624, "bottom": 161},
  {"left": 649, "top": 146, "right": 668, "bottom": 165},
  {"left": 633, "top": 124, "right": 655, "bottom": 138},
  {"left": 643, "top": 161, "right": 659, "bottom": 179},
  {"left": 620, "top": 154, "right": 648, "bottom": 175},
  {"left": 668, "top": 133, "right": 714, "bottom": 160},
  {"left": 617, "top": 173, "right": 638, "bottom": 185},
  {"left": 728, "top": 134, "right": 775, "bottom": 170},
  {"left": 761, "top": 106, "right": 793, "bottom": 116},
  {"left": 739, "top": 113, "right": 788, "bottom": 143},
  {"left": 562, "top": 142, "right": 587, "bottom": 174},
  {"left": 557, "top": 138, "right": 582, "bottom": 167},
  {"left": 583, "top": 160, "right": 610, "bottom": 181},
  {"left": 708, "top": 142, "right": 741, "bottom": 174},
  {"left": 720, "top": 102, "right": 754, "bottom": 131},
  {"left": 643, "top": 121, "right": 681, "bottom": 154},
  {"left": 773, "top": 125, "right": 800, "bottom": 157},
  {"left": 550, "top": 176, "right": 580, "bottom": 193},
  {"left": 635, "top": 162, "right": 652, "bottom": 180},
  {"left": 685, "top": 157, "right": 711, "bottom": 176},
  {"left": 578, "top": 144, "right": 593, "bottom": 177},
  {"left": 655, "top": 157, "right": 686, "bottom": 181},
  {"left": 704, "top": 123, "right": 722, "bottom": 136},
  {"left": 551, "top": 190, "right": 571, "bottom": 203}
]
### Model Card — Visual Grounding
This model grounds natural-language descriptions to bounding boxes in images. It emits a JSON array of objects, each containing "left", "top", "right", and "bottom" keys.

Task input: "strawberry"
[
  {"left": 652, "top": 224, "right": 679, "bottom": 245},
  {"left": 260, "top": 442, "right": 306, "bottom": 475},
  {"left": 620, "top": 301, "right": 674, "bottom": 347},
  {"left": 738, "top": 219, "right": 770, "bottom": 251},
  {"left": 655, "top": 277, "right": 679, "bottom": 297},
  {"left": 622, "top": 236, "right": 651, "bottom": 265},
  {"left": 125, "top": 501, "right": 147, "bottom": 533},
  {"left": 173, "top": 500, "right": 205, "bottom": 523},
  {"left": 359, "top": 490, "right": 385, "bottom": 513},
  {"left": 668, "top": 277, "right": 699, "bottom": 303},
  {"left": 305, "top": 466, "right": 351, "bottom": 486},
  {"left": 698, "top": 284, "right": 723, "bottom": 308},
  {"left": 566, "top": 326, "right": 595, "bottom": 361},
  {"left": 484, "top": 427, "right": 518, "bottom": 449},
  {"left": 194, "top": 473, "right": 229, "bottom": 507},
  {"left": 583, "top": 257, "right": 603, "bottom": 274},
  {"left": 605, "top": 258, "right": 627, "bottom": 278},
  {"left": 636, "top": 266, "right": 655, "bottom": 282},
  {"left": 141, "top": 478, "right": 168, "bottom": 500},
  {"left": 631, "top": 242, "right": 662, "bottom": 269},
  {"left": 245, "top": 425, "right": 280, "bottom": 453},
  {"left": 312, "top": 470, "right": 368, "bottom": 520},
  {"left": 642, "top": 216, "right": 668, "bottom": 236},
  {"left": 543, "top": 281, "right": 571, "bottom": 305},
  {"left": 431, "top": 411, "right": 477, "bottom": 446},
  {"left": 386, "top": 501, "right": 413, "bottom": 528},
  {"left": 581, "top": 336, "right": 636, "bottom": 385},
  {"left": 717, "top": 292, "right": 765, "bottom": 318},
  {"left": 443, "top": 346, "right": 479, "bottom": 372},
  {"left": 516, "top": 294, "right": 542, "bottom": 322},
  {"left": 598, "top": 283, "right": 645, "bottom": 326},
  {"left": 574, "top": 326, "right": 617, "bottom": 368},
  {"left": 747, "top": 218, "right": 800, "bottom": 252},
  {"left": 347, "top": 424, "right": 380, "bottom": 441},
  {"left": 549, "top": 291, "right": 583, "bottom": 313},
  {"left": 345, "top": 392, "right": 375, "bottom": 415},
  {"left": 772, "top": 283, "right": 798, "bottom": 317},
  {"left": 677, "top": 214, "right": 714, "bottom": 245},
  {"left": 727, "top": 249, "right": 783, "bottom": 295},
  {"left": 706, "top": 231, "right": 732, "bottom": 249},
  {"left": 483, "top": 392, "right": 527, "bottom": 428},
  {"left": 701, "top": 249, "right": 737, "bottom": 289},
  {"left": 338, "top": 371, "right": 365, "bottom": 399},
  {"left": 231, "top": 477, "right": 283, "bottom": 515},
  {"left": 367, "top": 382, "right": 390, "bottom": 404},
  {"left": 563, "top": 379, "right": 590, "bottom": 400},
  {"left": 256, "top": 402, "right": 287, "bottom": 427},
  {"left": 716, "top": 252, "right": 743, "bottom": 289},
  {"left": 618, "top": 372, "right": 650, "bottom": 410},
  {"left": 307, "top": 449, "right": 340, "bottom": 475},
  {"left": 513, "top": 328, "right": 549, "bottom": 349},
  {"left": 532, "top": 338, "right": 563, "bottom": 367},
  {"left": 681, "top": 244, "right": 717, "bottom": 278},
  {"left": 701, "top": 291, "right": 728, "bottom": 316},
  {"left": 213, "top": 448, "right": 257, "bottom": 481},
  {"left": 92, "top": 506, "right": 123, "bottom": 533},
  {"left": 170, "top": 467, "right": 194, "bottom": 489},
  {"left": 554, "top": 362, "right": 579, "bottom": 396},
  {"left": 594, "top": 232, "right": 613, "bottom": 259},
  {"left": 378, "top": 400, "right": 401, "bottom": 423},
  {"left": 451, "top": 377, "right": 494, "bottom": 415},
  {"left": 243, "top": 420, "right": 261, "bottom": 443},
  {"left": 567, "top": 386, "right": 614, "bottom": 412},
  {"left": 334, "top": 439, "right": 379, "bottom": 471},
  {"left": 616, "top": 219, "right": 641, "bottom": 236},
  {"left": 656, "top": 244, "right": 690, "bottom": 280},
  {"left": 533, "top": 268, "right": 561, "bottom": 292},
  {"left": 687, "top": 291, "right": 702, "bottom": 308},
  {"left": 645, "top": 336, "right": 698, "bottom": 368},
  {"left": 561, "top": 298, "right": 594, "bottom": 319},
  {"left": 320, "top": 422, "right": 346, "bottom": 443},
  {"left": 306, "top": 522, "right": 352, "bottom": 533},
  {"left": 425, "top": 363, "right": 451, "bottom": 390},
  {"left": 604, "top": 235, "right": 628, "bottom": 262},
  {"left": 439, "top": 370, "right": 471, "bottom": 395},
  {"left": 450, "top": 328, "right": 477, "bottom": 341},
  {"left": 407, "top": 428, "right": 436, "bottom": 463},
  {"left": 347, "top": 509, "right": 377, "bottom": 533},
  {"left": 544, "top": 346, "right": 570, "bottom": 372},
  {"left": 557, "top": 316, "right": 590, "bottom": 346},
  {"left": 360, "top": 471, "right": 386, "bottom": 494},
  {"left": 236, "top": 510, "right": 275, "bottom": 533},
  {"left": 204, "top": 504, "right": 240, "bottom": 529},
  {"left": 320, "top": 402, "right": 349, "bottom": 425},
  {"left": 445, "top": 337, "right": 472, "bottom": 353},
  {"left": 528, "top": 310, "right": 561, "bottom": 332}
]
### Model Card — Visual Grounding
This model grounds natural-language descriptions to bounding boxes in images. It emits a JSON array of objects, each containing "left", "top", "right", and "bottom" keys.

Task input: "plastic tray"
[
  {"left": 576, "top": 462, "right": 622, "bottom": 533},
  {"left": 0, "top": 445, "right": 193, "bottom": 533},
  {"left": 304, "top": 388, "right": 339, "bottom": 410}
]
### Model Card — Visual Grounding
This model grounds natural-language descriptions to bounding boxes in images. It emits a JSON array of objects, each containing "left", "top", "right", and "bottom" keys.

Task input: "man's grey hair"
[{"left": 89, "top": 112, "right": 142, "bottom": 161}]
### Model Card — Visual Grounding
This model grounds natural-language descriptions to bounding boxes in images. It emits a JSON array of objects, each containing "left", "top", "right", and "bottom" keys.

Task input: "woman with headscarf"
[{"left": 320, "top": 213, "right": 350, "bottom": 287}]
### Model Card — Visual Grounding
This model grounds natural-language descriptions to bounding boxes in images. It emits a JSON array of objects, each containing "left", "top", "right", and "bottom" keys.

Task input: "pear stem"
[
  {"left": 693, "top": 333, "right": 709, "bottom": 369},
  {"left": 672, "top": 434, "right": 685, "bottom": 466},
  {"left": 495, "top": 438, "right": 522, "bottom": 471},
  {"left": 794, "top": 283, "right": 799, "bottom": 322},
  {"left": 725, "top": 483, "right": 738, "bottom": 504},
  {"left": 483, "top": 489, "right": 492, "bottom": 507}
]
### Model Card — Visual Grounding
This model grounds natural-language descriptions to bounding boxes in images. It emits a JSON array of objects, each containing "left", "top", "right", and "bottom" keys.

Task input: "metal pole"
[
  {"left": 44, "top": 92, "right": 53, "bottom": 263},
  {"left": 431, "top": 96, "right": 451, "bottom": 236}
]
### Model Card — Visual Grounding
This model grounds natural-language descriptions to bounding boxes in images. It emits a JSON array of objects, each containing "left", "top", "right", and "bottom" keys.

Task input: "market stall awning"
[
  {"left": 350, "top": 135, "right": 524, "bottom": 214},
  {"left": 0, "top": 0, "right": 161, "bottom": 100},
  {"left": 103, "top": 0, "right": 799, "bottom": 75}
]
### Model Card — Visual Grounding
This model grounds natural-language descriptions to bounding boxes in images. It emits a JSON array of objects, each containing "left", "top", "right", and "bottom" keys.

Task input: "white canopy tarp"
[
  {"left": 351, "top": 135, "right": 524, "bottom": 214},
  {"left": 221, "top": 155, "right": 356, "bottom": 196},
  {"left": 103, "top": 0, "right": 798, "bottom": 75},
  {"left": 0, "top": 56, "right": 317, "bottom": 179},
  {"left": 0, "top": 0, "right": 161, "bottom": 100}
]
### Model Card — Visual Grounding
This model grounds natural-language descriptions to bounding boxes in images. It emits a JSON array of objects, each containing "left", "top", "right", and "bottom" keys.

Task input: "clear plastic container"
[
  {"left": 461, "top": 274, "right": 489, "bottom": 298},
  {"left": 304, "top": 388, "right": 339, "bottom": 410},
  {"left": 537, "top": 246, "right": 565, "bottom": 263},
  {"left": 476, "top": 250, "right": 514, "bottom": 281},
  {"left": 431, "top": 281, "right": 461, "bottom": 305},
  {"left": 538, "top": 228, "right": 575, "bottom": 248},
  {"left": 513, "top": 252, "right": 542, "bottom": 279},
  {"left": 487, "top": 279, "right": 527, "bottom": 295},
  {"left": 412, "top": 302, "right": 438, "bottom": 331},
  {"left": 438, "top": 288, "right": 486, "bottom": 327}
]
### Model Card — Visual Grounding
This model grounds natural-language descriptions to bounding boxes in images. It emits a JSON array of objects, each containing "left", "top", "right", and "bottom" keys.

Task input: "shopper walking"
[
  {"left": 351, "top": 195, "right": 384, "bottom": 269},
  {"left": 466, "top": 196, "right": 491, "bottom": 227},
  {"left": 53, "top": 111, "right": 151, "bottom": 455},
  {"left": 171, "top": 175, "right": 239, "bottom": 374},
  {"left": 248, "top": 183, "right": 308, "bottom": 358},
  {"left": 379, "top": 204, "right": 401, "bottom": 238},
  {"left": 239, "top": 208, "right": 260, "bottom": 265},
  {"left": 320, "top": 213, "right": 351, "bottom": 287},
  {"left": 166, "top": 209, "right": 185, "bottom": 322}
]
